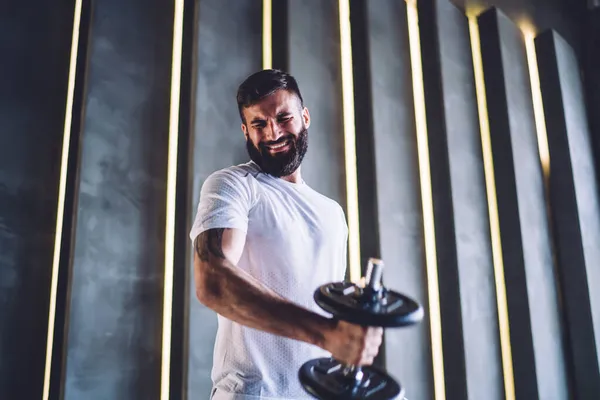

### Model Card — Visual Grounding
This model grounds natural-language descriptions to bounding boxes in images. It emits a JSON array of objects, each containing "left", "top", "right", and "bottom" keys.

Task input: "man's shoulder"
[{"left": 205, "top": 162, "right": 260, "bottom": 186}]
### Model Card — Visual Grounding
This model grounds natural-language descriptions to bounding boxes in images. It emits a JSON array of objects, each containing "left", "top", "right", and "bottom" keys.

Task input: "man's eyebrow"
[{"left": 250, "top": 117, "right": 265, "bottom": 125}]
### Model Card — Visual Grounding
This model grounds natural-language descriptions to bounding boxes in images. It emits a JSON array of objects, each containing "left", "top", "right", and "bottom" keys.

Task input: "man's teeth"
[{"left": 269, "top": 141, "right": 288, "bottom": 149}]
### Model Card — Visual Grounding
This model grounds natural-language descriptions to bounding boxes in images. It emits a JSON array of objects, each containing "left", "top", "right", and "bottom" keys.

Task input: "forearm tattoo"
[{"left": 195, "top": 228, "right": 226, "bottom": 262}]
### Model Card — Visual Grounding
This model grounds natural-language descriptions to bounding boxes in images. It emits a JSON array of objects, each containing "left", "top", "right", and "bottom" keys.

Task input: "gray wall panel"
[
  {"left": 550, "top": 35, "right": 600, "bottom": 349},
  {"left": 500, "top": 19, "right": 568, "bottom": 400},
  {"left": 556, "top": 35, "right": 600, "bottom": 359},
  {"left": 583, "top": 9, "right": 600, "bottom": 199},
  {"left": 537, "top": 30, "right": 600, "bottom": 398},
  {"left": 63, "top": 0, "right": 174, "bottom": 398},
  {"left": 366, "top": 1, "right": 433, "bottom": 399},
  {"left": 288, "top": 0, "right": 346, "bottom": 206},
  {"left": 434, "top": 0, "right": 504, "bottom": 398},
  {"left": 450, "top": 0, "right": 580, "bottom": 53},
  {"left": 479, "top": 8, "right": 568, "bottom": 399},
  {"left": 0, "top": 2, "right": 74, "bottom": 398},
  {"left": 187, "top": 0, "right": 262, "bottom": 397}
]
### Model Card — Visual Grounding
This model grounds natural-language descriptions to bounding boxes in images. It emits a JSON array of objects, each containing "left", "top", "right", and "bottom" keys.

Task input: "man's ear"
[
  {"left": 302, "top": 107, "right": 311, "bottom": 129},
  {"left": 241, "top": 123, "right": 248, "bottom": 139}
]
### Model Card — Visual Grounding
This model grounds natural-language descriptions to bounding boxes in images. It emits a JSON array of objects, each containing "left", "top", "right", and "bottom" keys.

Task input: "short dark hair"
[{"left": 236, "top": 69, "right": 304, "bottom": 123}]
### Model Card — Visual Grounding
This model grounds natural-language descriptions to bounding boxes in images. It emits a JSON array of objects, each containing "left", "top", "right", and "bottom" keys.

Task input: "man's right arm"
[{"left": 193, "top": 227, "right": 382, "bottom": 366}]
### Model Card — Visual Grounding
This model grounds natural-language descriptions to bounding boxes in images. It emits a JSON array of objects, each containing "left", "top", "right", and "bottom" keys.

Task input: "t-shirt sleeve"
[{"left": 189, "top": 170, "right": 253, "bottom": 242}]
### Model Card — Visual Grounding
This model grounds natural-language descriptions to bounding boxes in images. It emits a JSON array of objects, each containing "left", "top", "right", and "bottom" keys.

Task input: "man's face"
[{"left": 241, "top": 89, "right": 310, "bottom": 177}]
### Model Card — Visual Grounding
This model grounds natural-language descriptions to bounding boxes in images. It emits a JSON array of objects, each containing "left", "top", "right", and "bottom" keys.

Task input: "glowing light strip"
[
  {"left": 161, "top": 0, "right": 184, "bottom": 398},
  {"left": 524, "top": 32, "right": 550, "bottom": 179},
  {"left": 467, "top": 17, "right": 515, "bottom": 400},
  {"left": 263, "top": 0, "right": 272, "bottom": 69},
  {"left": 406, "top": 2, "right": 446, "bottom": 399},
  {"left": 338, "top": 0, "right": 361, "bottom": 282},
  {"left": 43, "top": 1, "right": 82, "bottom": 398}
]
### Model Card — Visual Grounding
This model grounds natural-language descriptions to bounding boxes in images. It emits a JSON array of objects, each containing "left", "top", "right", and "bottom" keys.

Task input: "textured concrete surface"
[
  {"left": 450, "top": 0, "right": 581, "bottom": 53},
  {"left": 0, "top": 2, "right": 74, "bottom": 398},
  {"left": 555, "top": 29, "right": 600, "bottom": 397},
  {"left": 5, "top": 0, "right": 599, "bottom": 398},
  {"left": 537, "top": 30, "right": 600, "bottom": 398},
  {"left": 186, "top": 0, "right": 262, "bottom": 397},
  {"left": 479, "top": 8, "right": 569, "bottom": 399},
  {"left": 62, "top": 0, "right": 174, "bottom": 398},
  {"left": 583, "top": 9, "right": 600, "bottom": 199},
  {"left": 424, "top": 0, "right": 504, "bottom": 398},
  {"left": 365, "top": 1, "right": 433, "bottom": 399},
  {"left": 288, "top": 0, "right": 346, "bottom": 207}
]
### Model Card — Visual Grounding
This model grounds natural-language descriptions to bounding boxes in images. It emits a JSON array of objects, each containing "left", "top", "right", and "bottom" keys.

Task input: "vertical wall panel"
[
  {"left": 349, "top": 0, "right": 380, "bottom": 275},
  {"left": 63, "top": 0, "right": 174, "bottom": 398},
  {"left": 584, "top": 8, "right": 600, "bottom": 203},
  {"left": 187, "top": 1, "right": 262, "bottom": 397},
  {"left": 170, "top": 0, "right": 198, "bottom": 399},
  {"left": 419, "top": 0, "right": 504, "bottom": 398},
  {"left": 287, "top": 0, "right": 346, "bottom": 205},
  {"left": 365, "top": 1, "right": 433, "bottom": 399},
  {"left": 537, "top": 30, "right": 600, "bottom": 399},
  {"left": 450, "top": 0, "right": 581, "bottom": 54},
  {"left": 49, "top": 2, "right": 92, "bottom": 397},
  {"left": 0, "top": 2, "right": 75, "bottom": 399},
  {"left": 478, "top": 8, "right": 568, "bottom": 399},
  {"left": 271, "top": 0, "right": 289, "bottom": 72}
]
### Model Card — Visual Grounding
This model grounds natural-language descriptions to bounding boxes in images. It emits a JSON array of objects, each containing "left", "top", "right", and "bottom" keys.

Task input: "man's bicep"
[{"left": 193, "top": 227, "right": 247, "bottom": 266}]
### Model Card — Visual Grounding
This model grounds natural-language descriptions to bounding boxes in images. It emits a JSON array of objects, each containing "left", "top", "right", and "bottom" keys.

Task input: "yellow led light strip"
[
  {"left": 405, "top": 2, "right": 446, "bottom": 399},
  {"left": 263, "top": 0, "right": 272, "bottom": 69},
  {"left": 523, "top": 31, "right": 550, "bottom": 180},
  {"left": 161, "top": 0, "right": 184, "bottom": 398},
  {"left": 43, "top": 0, "right": 83, "bottom": 398},
  {"left": 467, "top": 16, "right": 516, "bottom": 400},
  {"left": 338, "top": 0, "right": 361, "bottom": 282}
]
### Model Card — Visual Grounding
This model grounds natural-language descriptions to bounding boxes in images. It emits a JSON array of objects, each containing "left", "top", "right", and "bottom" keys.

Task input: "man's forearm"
[
  {"left": 197, "top": 257, "right": 333, "bottom": 348},
  {"left": 193, "top": 229, "right": 334, "bottom": 349}
]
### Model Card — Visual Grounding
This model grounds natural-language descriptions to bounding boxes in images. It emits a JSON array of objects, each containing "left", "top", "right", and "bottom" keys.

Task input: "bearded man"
[{"left": 190, "top": 69, "right": 383, "bottom": 400}]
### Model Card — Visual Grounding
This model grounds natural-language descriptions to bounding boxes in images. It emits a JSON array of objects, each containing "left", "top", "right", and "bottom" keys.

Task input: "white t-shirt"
[{"left": 189, "top": 161, "right": 349, "bottom": 400}]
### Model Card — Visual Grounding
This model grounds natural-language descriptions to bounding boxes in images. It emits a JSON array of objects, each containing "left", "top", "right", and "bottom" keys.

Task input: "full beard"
[{"left": 246, "top": 128, "right": 308, "bottom": 178}]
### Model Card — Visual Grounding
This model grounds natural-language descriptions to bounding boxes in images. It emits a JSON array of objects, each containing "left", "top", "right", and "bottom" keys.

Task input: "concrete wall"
[
  {"left": 478, "top": 8, "right": 569, "bottom": 398},
  {"left": 451, "top": 0, "right": 581, "bottom": 51},
  {"left": 62, "top": 0, "right": 174, "bottom": 398},
  {"left": 287, "top": 0, "right": 346, "bottom": 205},
  {"left": 583, "top": 8, "right": 600, "bottom": 211},
  {"left": 3, "top": 0, "right": 600, "bottom": 399},
  {"left": 0, "top": 2, "right": 75, "bottom": 398},
  {"left": 537, "top": 29, "right": 600, "bottom": 398},
  {"left": 362, "top": 2, "right": 433, "bottom": 398},
  {"left": 419, "top": 0, "right": 503, "bottom": 398}
]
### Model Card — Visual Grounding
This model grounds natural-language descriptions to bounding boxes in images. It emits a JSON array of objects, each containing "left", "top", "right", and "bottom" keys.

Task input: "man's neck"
[{"left": 280, "top": 167, "right": 302, "bottom": 184}]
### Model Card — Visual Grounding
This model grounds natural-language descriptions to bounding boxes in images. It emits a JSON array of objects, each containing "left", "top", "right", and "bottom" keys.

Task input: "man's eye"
[{"left": 278, "top": 116, "right": 292, "bottom": 123}]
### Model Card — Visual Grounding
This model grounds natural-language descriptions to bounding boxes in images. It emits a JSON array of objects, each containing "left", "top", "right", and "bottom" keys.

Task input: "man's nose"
[{"left": 264, "top": 119, "right": 283, "bottom": 142}]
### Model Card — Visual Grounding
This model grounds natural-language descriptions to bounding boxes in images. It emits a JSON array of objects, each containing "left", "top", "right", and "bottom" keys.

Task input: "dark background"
[{"left": 1, "top": 0, "right": 599, "bottom": 399}]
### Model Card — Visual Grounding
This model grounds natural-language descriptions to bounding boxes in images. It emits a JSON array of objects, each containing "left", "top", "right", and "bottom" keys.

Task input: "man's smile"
[{"left": 264, "top": 139, "right": 292, "bottom": 153}]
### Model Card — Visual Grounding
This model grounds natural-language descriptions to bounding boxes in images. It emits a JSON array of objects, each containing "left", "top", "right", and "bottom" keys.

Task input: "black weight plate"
[
  {"left": 314, "top": 282, "right": 423, "bottom": 328},
  {"left": 299, "top": 358, "right": 404, "bottom": 400}
]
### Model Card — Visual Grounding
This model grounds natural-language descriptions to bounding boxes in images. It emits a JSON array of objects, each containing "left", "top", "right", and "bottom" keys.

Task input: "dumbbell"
[{"left": 298, "top": 258, "right": 424, "bottom": 400}]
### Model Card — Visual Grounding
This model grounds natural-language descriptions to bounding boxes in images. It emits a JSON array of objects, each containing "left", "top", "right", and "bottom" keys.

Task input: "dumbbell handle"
[
  {"left": 365, "top": 258, "right": 384, "bottom": 292},
  {"left": 341, "top": 258, "right": 385, "bottom": 385}
]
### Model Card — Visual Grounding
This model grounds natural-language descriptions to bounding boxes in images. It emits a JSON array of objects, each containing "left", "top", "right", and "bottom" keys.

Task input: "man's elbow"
[{"left": 194, "top": 263, "right": 221, "bottom": 308}]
